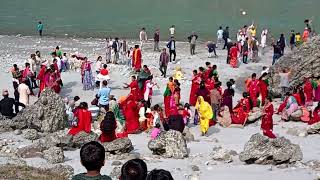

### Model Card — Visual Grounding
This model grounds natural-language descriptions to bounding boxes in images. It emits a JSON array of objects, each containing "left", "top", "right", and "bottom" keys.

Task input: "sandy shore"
[{"left": 0, "top": 35, "right": 318, "bottom": 180}]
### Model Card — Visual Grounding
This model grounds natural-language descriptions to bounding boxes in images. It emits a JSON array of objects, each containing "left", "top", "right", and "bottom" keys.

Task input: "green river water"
[{"left": 0, "top": 0, "right": 319, "bottom": 40}]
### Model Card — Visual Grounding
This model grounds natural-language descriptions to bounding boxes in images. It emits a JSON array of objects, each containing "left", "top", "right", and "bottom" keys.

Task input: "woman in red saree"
[
  {"left": 229, "top": 44, "right": 238, "bottom": 68},
  {"left": 99, "top": 111, "right": 117, "bottom": 142},
  {"left": 261, "top": 97, "right": 276, "bottom": 138},
  {"left": 124, "top": 75, "right": 140, "bottom": 101},
  {"left": 259, "top": 73, "right": 269, "bottom": 106},
  {"left": 248, "top": 73, "right": 260, "bottom": 107},
  {"left": 189, "top": 70, "right": 201, "bottom": 106},
  {"left": 303, "top": 78, "right": 314, "bottom": 106},
  {"left": 123, "top": 96, "right": 140, "bottom": 134},
  {"left": 163, "top": 77, "right": 175, "bottom": 117},
  {"left": 132, "top": 45, "right": 142, "bottom": 72},
  {"left": 36, "top": 65, "right": 47, "bottom": 97},
  {"left": 68, "top": 102, "right": 92, "bottom": 136},
  {"left": 231, "top": 92, "right": 251, "bottom": 125},
  {"left": 309, "top": 102, "right": 320, "bottom": 125},
  {"left": 45, "top": 65, "right": 61, "bottom": 94}
]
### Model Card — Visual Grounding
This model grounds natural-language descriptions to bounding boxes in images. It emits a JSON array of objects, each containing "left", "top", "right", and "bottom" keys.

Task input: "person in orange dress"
[{"left": 132, "top": 45, "right": 142, "bottom": 72}]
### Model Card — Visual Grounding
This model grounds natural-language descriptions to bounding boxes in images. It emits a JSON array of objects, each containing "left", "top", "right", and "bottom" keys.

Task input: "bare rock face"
[
  {"left": 43, "top": 147, "right": 64, "bottom": 164},
  {"left": 269, "top": 36, "right": 320, "bottom": 94},
  {"left": 210, "top": 146, "right": 233, "bottom": 163},
  {"left": 239, "top": 133, "right": 303, "bottom": 165},
  {"left": 102, "top": 138, "right": 134, "bottom": 155},
  {"left": 247, "top": 108, "right": 263, "bottom": 123},
  {"left": 148, "top": 130, "right": 188, "bottom": 159}
]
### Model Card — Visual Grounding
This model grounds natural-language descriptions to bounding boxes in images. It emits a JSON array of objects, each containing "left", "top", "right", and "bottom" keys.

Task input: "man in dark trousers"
[
  {"left": 222, "top": 26, "right": 230, "bottom": 49},
  {"left": 154, "top": 29, "right": 160, "bottom": 52},
  {"left": 159, "top": 48, "right": 170, "bottom": 78},
  {"left": 166, "top": 36, "right": 176, "bottom": 62}
]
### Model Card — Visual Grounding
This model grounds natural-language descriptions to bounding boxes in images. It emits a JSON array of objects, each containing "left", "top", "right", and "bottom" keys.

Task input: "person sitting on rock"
[
  {"left": 309, "top": 102, "right": 320, "bottom": 125},
  {"left": 120, "top": 159, "right": 148, "bottom": 180},
  {"left": 71, "top": 141, "right": 112, "bottom": 180},
  {"left": 150, "top": 123, "right": 161, "bottom": 140},
  {"left": 0, "top": 89, "right": 25, "bottom": 119},
  {"left": 281, "top": 92, "right": 299, "bottom": 121},
  {"left": 99, "top": 111, "right": 117, "bottom": 143},
  {"left": 68, "top": 102, "right": 92, "bottom": 136},
  {"left": 146, "top": 169, "right": 174, "bottom": 180}
]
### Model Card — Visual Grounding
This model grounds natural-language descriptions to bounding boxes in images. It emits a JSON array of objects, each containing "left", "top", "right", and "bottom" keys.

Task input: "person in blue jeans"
[{"left": 97, "top": 80, "right": 111, "bottom": 111}]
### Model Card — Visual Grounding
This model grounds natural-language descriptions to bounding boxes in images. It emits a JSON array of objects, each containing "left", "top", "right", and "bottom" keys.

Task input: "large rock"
[
  {"left": 43, "top": 147, "right": 64, "bottom": 164},
  {"left": 102, "top": 138, "right": 133, "bottom": 155},
  {"left": 20, "top": 89, "right": 65, "bottom": 132},
  {"left": 239, "top": 133, "right": 303, "bottom": 165},
  {"left": 269, "top": 35, "right": 320, "bottom": 93},
  {"left": 148, "top": 130, "right": 188, "bottom": 159},
  {"left": 72, "top": 131, "right": 98, "bottom": 148},
  {"left": 307, "top": 122, "right": 320, "bottom": 134},
  {"left": 1, "top": 89, "right": 67, "bottom": 133},
  {"left": 183, "top": 127, "right": 195, "bottom": 142}
]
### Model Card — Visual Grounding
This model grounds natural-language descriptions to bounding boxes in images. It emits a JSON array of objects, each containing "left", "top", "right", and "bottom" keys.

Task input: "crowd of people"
[{"left": 0, "top": 20, "right": 317, "bottom": 179}]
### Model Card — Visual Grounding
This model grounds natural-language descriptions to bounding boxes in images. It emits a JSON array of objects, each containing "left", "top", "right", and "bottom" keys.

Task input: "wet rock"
[
  {"left": 43, "top": 147, "right": 64, "bottom": 164},
  {"left": 239, "top": 133, "right": 303, "bottom": 165},
  {"left": 102, "top": 138, "right": 133, "bottom": 155},
  {"left": 23, "top": 129, "right": 39, "bottom": 140},
  {"left": 109, "top": 167, "right": 121, "bottom": 179},
  {"left": 210, "top": 146, "right": 233, "bottom": 163},
  {"left": 307, "top": 122, "right": 320, "bottom": 134},
  {"left": 148, "top": 130, "right": 188, "bottom": 159}
]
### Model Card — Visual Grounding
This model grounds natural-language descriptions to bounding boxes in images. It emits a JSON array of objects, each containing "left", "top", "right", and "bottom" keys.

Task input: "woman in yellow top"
[{"left": 196, "top": 96, "right": 213, "bottom": 136}]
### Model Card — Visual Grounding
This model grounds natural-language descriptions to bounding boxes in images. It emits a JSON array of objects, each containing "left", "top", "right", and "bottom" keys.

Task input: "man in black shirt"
[
  {"left": 272, "top": 42, "right": 282, "bottom": 65},
  {"left": 289, "top": 30, "right": 296, "bottom": 50},
  {"left": 222, "top": 26, "right": 230, "bottom": 49},
  {"left": 0, "top": 89, "right": 25, "bottom": 119}
]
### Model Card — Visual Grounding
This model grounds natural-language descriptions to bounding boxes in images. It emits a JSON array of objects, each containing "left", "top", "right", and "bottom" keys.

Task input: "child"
[
  {"left": 71, "top": 141, "right": 112, "bottom": 180},
  {"left": 174, "top": 67, "right": 183, "bottom": 80},
  {"left": 150, "top": 123, "right": 161, "bottom": 139}
]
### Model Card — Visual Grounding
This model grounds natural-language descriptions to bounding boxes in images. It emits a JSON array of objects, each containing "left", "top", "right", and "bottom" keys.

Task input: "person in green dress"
[{"left": 37, "top": 21, "right": 43, "bottom": 37}]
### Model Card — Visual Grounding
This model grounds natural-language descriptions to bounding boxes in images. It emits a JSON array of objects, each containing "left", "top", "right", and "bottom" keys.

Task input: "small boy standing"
[{"left": 72, "top": 141, "right": 112, "bottom": 180}]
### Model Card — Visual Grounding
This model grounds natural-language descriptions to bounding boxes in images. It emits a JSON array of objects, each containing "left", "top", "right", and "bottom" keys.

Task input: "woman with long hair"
[
  {"left": 68, "top": 102, "right": 92, "bottom": 136},
  {"left": 99, "top": 111, "right": 117, "bottom": 142}
]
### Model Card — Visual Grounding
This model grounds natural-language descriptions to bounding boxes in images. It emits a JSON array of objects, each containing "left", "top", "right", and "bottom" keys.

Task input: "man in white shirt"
[
  {"left": 139, "top": 27, "right": 147, "bottom": 49},
  {"left": 51, "top": 52, "right": 62, "bottom": 72},
  {"left": 216, "top": 26, "right": 224, "bottom": 48},
  {"left": 169, "top": 25, "right": 175, "bottom": 37}
]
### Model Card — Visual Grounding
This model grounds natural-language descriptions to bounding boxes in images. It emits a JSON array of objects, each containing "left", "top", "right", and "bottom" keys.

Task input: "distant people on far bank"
[
  {"left": 166, "top": 36, "right": 176, "bottom": 62},
  {"left": 188, "top": 32, "right": 198, "bottom": 55},
  {"left": 139, "top": 28, "right": 148, "bottom": 49},
  {"left": 37, "top": 21, "right": 43, "bottom": 37},
  {"left": 153, "top": 29, "right": 160, "bottom": 52},
  {"left": 169, "top": 25, "right": 175, "bottom": 37},
  {"left": 216, "top": 26, "right": 224, "bottom": 48},
  {"left": 222, "top": 26, "right": 230, "bottom": 49}
]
